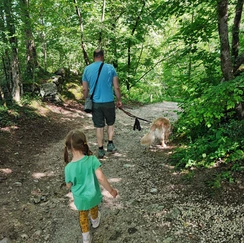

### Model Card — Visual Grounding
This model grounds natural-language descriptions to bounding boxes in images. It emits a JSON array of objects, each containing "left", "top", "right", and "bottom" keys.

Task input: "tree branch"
[{"left": 136, "top": 58, "right": 165, "bottom": 83}]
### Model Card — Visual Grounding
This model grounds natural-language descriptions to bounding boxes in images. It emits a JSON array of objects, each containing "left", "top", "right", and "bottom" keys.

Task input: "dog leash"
[{"left": 118, "top": 107, "right": 151, "bottom": 131}]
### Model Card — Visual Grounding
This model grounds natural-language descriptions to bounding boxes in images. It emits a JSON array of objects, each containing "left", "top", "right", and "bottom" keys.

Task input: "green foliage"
[
  {"left": 121, "top": 79, "right": 182, "bottom": 104},
  {"left": 172, "top": 75, "right": 244, "bottom": 169},
  {"left": 0, "top": 105, "right": 18, "bottom": 127},
  {"left": 181, "top": 170, "right": 195, "bottom": 183},
  {"left": 206, "top": 171, "right": 234, "bottom": 189},
  {"left": 178, "top": 74, "right": 244, "bottom": 132},
  {"left": 0, "top": 101, "right": 41, "bottom": 128},
  {"left": 231, "top": 162, "right": 244, "bottom": 172},
  {"left": 173, "top": 122, "right": 244, "bottom": 169},
  {"left": 61, "top": 81, "right": 83, "bottom": 101},
  {"left": 20, "top": 93, "right": 41, "bottom": 106}
]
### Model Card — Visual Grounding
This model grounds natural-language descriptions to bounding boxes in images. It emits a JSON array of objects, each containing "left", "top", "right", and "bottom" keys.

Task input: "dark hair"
[
  {"left": 64, "top": 129, "right": 93, "bottom": 164},
  {"left": 93, "top": 49, "right": 104, "bottom": 58}
]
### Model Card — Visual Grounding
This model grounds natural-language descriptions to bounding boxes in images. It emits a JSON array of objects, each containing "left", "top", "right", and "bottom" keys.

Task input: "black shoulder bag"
[{"left": 84, "top": 63, "right": 104, "bottom": 113}]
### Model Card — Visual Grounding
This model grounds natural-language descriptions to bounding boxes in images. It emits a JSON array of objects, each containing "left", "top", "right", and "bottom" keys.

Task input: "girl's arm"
[
  {"left": 66, "top": 182, "right": 72, "bottom": 190},
  {"left": 82, "top": 81, "right": 89, "bottom": 99},
  {"left": 95, "top": 167, "right": 118, "bottom": 198}
]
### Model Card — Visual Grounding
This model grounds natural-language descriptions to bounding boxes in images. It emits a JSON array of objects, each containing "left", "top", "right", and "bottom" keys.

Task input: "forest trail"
[{"left": 0, "top": 101, "right": 243, "bottom": 243}]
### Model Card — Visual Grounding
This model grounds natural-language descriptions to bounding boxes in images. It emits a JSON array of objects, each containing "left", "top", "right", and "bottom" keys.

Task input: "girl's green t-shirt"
[{"left": 65, "top": 155, "right": 102, "bottom": 210}]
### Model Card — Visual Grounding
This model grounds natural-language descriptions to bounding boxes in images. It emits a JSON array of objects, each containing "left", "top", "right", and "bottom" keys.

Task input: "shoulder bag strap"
[{"left": 90, "top": 62, "right": 104, "bottom": 100}]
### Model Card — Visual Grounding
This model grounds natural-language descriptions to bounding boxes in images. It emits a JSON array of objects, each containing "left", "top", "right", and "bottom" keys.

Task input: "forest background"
[{"left": 0, "top": 0, "right": 244, "bottom": 180}]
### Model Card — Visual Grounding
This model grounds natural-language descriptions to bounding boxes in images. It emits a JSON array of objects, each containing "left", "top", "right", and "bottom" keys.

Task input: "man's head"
[{"left": 93, "top": 49, "right": 104, "bottom": 61}]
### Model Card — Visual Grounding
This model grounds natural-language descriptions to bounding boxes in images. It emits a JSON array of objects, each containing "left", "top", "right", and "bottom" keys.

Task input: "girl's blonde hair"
[{"left": 64, "top": 129, "right": 93, "bottom": 164}]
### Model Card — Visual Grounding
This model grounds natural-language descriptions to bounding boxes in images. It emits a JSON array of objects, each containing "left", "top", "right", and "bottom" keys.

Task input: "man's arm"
[
  {"left": 113, "top": 76, "right": 122, "bottom": 108},
  {"left": 82, "top": 81, "right": 89, "bottom": 99}
]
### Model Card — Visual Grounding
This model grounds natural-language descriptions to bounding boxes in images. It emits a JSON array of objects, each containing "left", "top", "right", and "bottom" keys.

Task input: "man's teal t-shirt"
[
  {"left": 65, "top": 155, "right": 102, "bottom": 210},
  {"left": 82, "top": 61, "right": 117, "bottom": 103}
]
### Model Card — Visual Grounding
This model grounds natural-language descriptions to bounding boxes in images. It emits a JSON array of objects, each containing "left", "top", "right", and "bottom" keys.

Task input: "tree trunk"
[
  {"left": 98, "top": 0, "right": 106, "bottom": 47},
  {"left": 3, "top": 0, "right": 22, "bottom": 102},
  {"left": 38, "top": 8, "right": 48, "bottom": 71},
  {"left": 188, "top": 11, "right": 195, "bottom": 82},
  {"left": 112, "top": 25, "right": 118, "bottom": 69},
  {"left": 20, "top": 0, "right": 39, "bottom": 81},
  {"left": 127, "top": 1, "right": 146, "bottom": 91},
  {"left": 217, "top": 0, "right": 233, "bottom": 81},
  {"left": 73, "top": 0, "right": 90, "bottom": 65},
  {"left": 232, "top": 0, "right": 244, "bottom": 73},
  {"left": 232, "top": 0, "right": 244, "bottom": 119},
  {"left": 0, "top": 4, "right": 11, "bottom": 101},
  {"left": 217, "top": 0, "right": 244, "bottom": 119}
]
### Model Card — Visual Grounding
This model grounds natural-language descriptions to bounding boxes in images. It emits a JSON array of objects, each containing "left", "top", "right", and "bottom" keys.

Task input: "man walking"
[{"left": 82, "top": 49, "right": 122, "bottom": 158}]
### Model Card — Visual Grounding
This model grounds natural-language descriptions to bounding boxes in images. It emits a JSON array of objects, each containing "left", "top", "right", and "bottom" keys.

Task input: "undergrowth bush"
[
  {"left": 0, "top": 98, "right": 42, "bottom": 127},
  {"left": 172, "top": 74, "right": 244, "bottom": 170},
  {"left": 121, "top": 81, "right": 181, "bottom": 104}
]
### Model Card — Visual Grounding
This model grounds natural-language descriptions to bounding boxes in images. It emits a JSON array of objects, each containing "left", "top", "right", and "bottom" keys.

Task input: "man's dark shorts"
[{"left": 92, "top": 101, "right": 116, "bottom": 128}]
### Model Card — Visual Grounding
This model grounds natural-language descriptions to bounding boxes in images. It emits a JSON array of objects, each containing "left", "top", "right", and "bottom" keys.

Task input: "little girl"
[{"left": 64, "top": 129, "right": 118, "bottom": 243}]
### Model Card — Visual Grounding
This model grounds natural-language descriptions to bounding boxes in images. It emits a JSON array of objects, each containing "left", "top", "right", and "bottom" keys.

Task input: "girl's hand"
[
  {"left": 110, "top": 188, "right": 118, "bottom": 198},
  {"left": 66, "top": 182, "right": 72, "bottom": 190}
]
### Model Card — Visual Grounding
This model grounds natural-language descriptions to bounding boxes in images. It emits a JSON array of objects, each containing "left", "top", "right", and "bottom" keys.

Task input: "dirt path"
[{"left": 1, "top": 101, "right": 244, "bottom": 243}]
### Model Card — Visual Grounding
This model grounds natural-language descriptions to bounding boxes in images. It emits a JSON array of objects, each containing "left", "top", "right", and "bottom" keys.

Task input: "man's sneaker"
[
  {"left": 98, "top": 149, "right": 105, "bottom": 159},
  {"left": 107, "top": 142, "right": 117, "bottom": 152},
  {"left": 91, "top": 211, "right": 101, "bottom": 229}
]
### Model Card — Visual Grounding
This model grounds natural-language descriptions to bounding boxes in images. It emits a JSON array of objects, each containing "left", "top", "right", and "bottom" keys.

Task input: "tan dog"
[{"left": 140, "top": 117, "right": 171, "bottom": 147}]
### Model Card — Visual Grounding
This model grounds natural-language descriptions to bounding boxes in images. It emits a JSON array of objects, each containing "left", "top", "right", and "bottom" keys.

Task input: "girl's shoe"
[
  {"left": 82, "top": 232, "right": 92, "bottom": 243},
  {"left": 91, "top": 211, "right": 101, "bottom": 228}
]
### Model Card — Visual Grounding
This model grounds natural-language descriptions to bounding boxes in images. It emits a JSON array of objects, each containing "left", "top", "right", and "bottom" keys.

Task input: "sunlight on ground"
[
  {"left": 0, "top": 126, "right": 19, "bottom": 132},
  {"left": 101, "top": 191, "right": 123, "bottom": 210},
  {"left": 122, "top": 163, "right": 135, "bottom": 168},
  {"left": 160, "top": 163, "right": 175, "bottom": 170},
  {"left": 108, "top": 178, "right": 122, "bottom": 183},
  {"left": 0, "top": 168, "right": 12, "bottom": 174},
  {"left": 29, "top": 101, "right": 86, "bottom": 118},
  {"left": 112, "top": 152, "right": 125, "bottom": 157},
  {"left": 30, "top": 100, "right": 44, "bottom": 109},
  {"left": 97, "top": 152, "right": 126, "bottom": 159},
  {"left": 147, "top": 145, "right": 176, "bottom": 152},
  {"left": 30, "top": 101, "right": 50, "bottom": 117},
  {"left": 84, "top": 113, "right": 93, "bottom": 119},
  {"left": 84, "top": 124, "right": 95, "bottom": 130},
  {"left": 89, "top": 141, "right": 98, "bottom": 147},
  {"left": 32, "top": 171, "right": 55, "bottom": 179},
  {"left": 117, "top": 120, "right": 136, "bottom": 127},
  {"left": 60, "top": 117, "right": 74, "bottom": 122}
]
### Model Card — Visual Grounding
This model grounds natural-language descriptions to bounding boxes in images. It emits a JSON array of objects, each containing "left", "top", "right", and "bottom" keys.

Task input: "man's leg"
[
  {"left": 96, "top": 127, "right": 104, "bottom": 147},
  {"left": 107, "top": 125, "right": 114, "bottom": 141},
  {"left": 107, "top": 125, "right": 116, "bottom": 152},
  {"left": 96, "top": 127, "right": 105, "bottom": 158}
]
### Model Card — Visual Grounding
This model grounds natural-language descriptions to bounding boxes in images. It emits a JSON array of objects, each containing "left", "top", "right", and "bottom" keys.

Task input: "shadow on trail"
[{"left": 0, "top": 102, "right": 87, "bottom": 170}]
